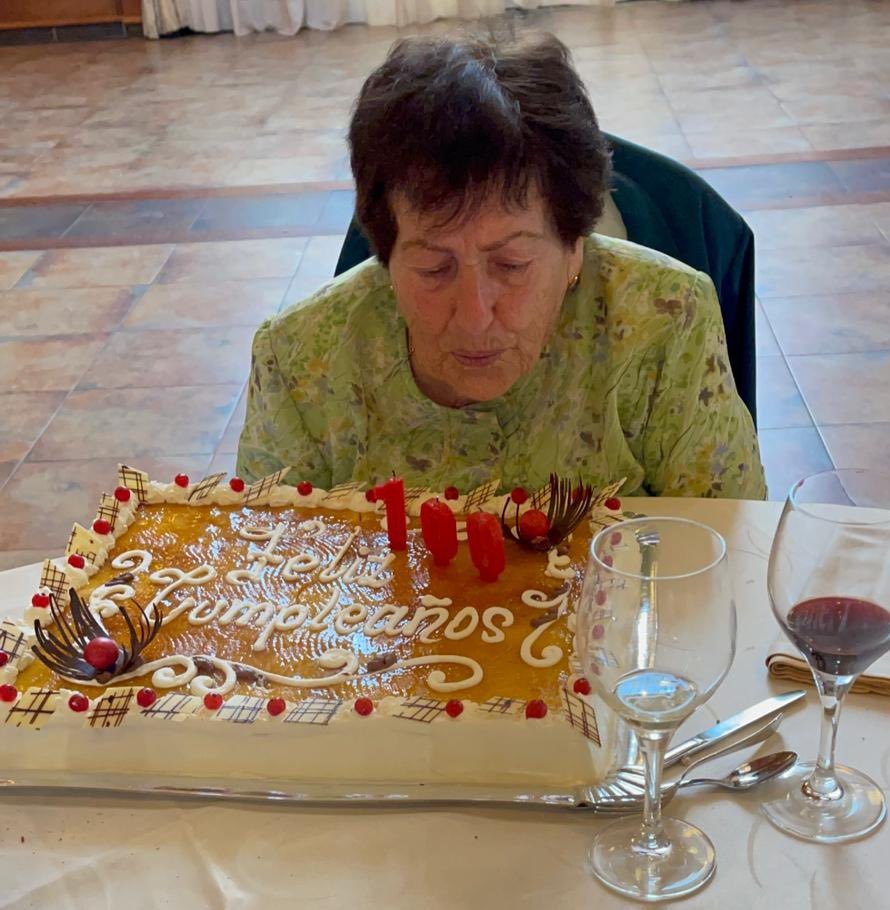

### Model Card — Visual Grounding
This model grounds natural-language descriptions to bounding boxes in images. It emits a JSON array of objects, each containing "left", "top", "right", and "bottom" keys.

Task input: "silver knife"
[{"left": 664, "top": 689, "right": 807, "bottom": 769}]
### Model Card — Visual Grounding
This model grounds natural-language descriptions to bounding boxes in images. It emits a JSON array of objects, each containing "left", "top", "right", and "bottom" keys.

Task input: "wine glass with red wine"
[{"left": 765, "top": 468, "right": 890, "bottom": 842}]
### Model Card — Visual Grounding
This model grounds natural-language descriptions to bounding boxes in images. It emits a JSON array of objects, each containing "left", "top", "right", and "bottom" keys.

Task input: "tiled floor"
[{"left": 1, "top": 0, "right": 890, "bottom": 568}]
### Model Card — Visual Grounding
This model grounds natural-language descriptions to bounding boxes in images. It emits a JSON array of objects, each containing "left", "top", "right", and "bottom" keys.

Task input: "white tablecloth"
[{"left": 0, "top": 498, "right": 887, "bottom": 909}]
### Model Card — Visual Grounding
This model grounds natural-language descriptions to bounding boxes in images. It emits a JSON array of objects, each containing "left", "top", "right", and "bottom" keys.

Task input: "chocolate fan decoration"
[
  {"left": 501, "top": 474, "right": 595, "bottom": 552},
  {"left": 32, "top": 587, "right": 162, "bottom": 683}
]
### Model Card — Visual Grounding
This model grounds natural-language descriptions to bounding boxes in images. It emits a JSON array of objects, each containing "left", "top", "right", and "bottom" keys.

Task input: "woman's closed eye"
[{"left": 495, "top": 259, "right": 531, "bottom": 275}]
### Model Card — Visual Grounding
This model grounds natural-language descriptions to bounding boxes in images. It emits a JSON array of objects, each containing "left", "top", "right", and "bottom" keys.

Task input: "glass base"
[
  {"left": 763, "top": 762, "right": 887, "bottom": 844},
  {"left": 588, "top": 816, "right": 716, "bottom": 903}
]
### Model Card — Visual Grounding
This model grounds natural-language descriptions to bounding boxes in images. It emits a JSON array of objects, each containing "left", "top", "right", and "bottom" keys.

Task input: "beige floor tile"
[
  {"left": 789, "top": 351, "right": 890, "bottom": 425},
  {"left": 0, "top": 335, "right": 107, "bottom": 393},
  {"left": 802, "top": 119, "right": 890, "bottom": 151},
  {"left": 764, "top": 294, "right": 890, "bottom": 356},
  {"left": 757, "top": 427, "right": 834, "bottom": 501},
  {"left": 0, "top": 287, "right": 136, "bottom": 336},
  {"left": 156, "top": 238, "right": 308, "bottom": 284},
  {"left": 26, "top": 246, "right": 173, "bottom": 289},
  {"left": 744, "top": 205, "right": 884, "bottom": 250},
  {"left": 123, "top": 279, "right": 289, "bottom": 330},
  {"left": 757, "top": 356, "right": 812, "bottom": 429},
  {"left": 820, "top": 423, "right": 890, "bottom": 473},
  {"left": 30, "top": 385, "right": 243, "bottom": 462},
  {"left": 757, "top": 244, "right": 890, "bottom": 298},
  {"left": 0, "top": 251, "right": 42, "bottom": 291},
  {"left": 0, "top": 392, "right": 67, "bottom": 461},
  {"left": 684, "top": 127, "right": 813, "bottom": 160}
]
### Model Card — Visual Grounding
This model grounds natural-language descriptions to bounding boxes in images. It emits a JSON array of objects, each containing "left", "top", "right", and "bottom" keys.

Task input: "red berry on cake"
[
  {"left": 571, "top": 485, "right": 583, "bottom": 503},
  {"left": 113, "top": 486, "right": 131, "bottom": 503},
  {"left": 83, "top": 637, "right": 120, "bottom": 671},
  {"left": 518, "top": 509, "right": 550, "bottom": 540},
  {"left": 0, "top": 684, "right": 17, "bottom": 702},
  {"left": 229, "top": 477, "right": 245, "bottom": 492},
  {"left": 297, "top": 481, "right": 313, "bottom": 496},
  {"left": 67, "top": 554, "right": 86, "bottom": 570},
  {"left": 573, "top": 678, "right": 592, "bottom": 696},
  {"left": 174, "top": 473, "right": 189, "bottom": 488},
  {"left": 0, "top": 650, "right": 8, "bottom": 668},
  {"left": 136, "top": 688, "right": 157, "bottom": 708},
  {"left": 203, "top": 693, "right": 223, "bottom": 711},
  {"left": 267, "top": 697, "right": 286, "bottom": 717},
  {"left": 92, "top": 519, "right": 112, "bottom": 536},
  {"left": 444, "top": 486, "right": 459, "bottom": 501},
  {"left": 68, "top": 693, "right": 89, "bottom": 712},
  {"left": 604, "top": 497, "right": 621, "bottom": 511},
  {"left": 445, "top": 699, "right": 463, "bottom": 718},
  {"left": 365, "top": 489, "right": 377, "bottom": 503},
  {"left": 354, "top": 697, "right": 374, "bottom": 716},
  {"left": 510, "top": 487, "right": 528, "bottom": 505},
  {"left": 31, "top": 593, "right": 50, "bottom": 609},
  {"left": 525, "top": 699, "right": 548, "bottom": 719}
]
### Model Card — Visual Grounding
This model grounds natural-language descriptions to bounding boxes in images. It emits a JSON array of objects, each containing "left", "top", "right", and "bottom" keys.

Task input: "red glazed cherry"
[
  {"left": 604, "top": 497, "right": 622, "bottom": 511},
  {"left": 572, "top": 485, "right": 584, "bottom": 503},
  {"left": 174, "top": 474, "right": 189, "bottom": 488},
  {"left": 267, "top": 697, "right": 286, "bottom": 717},
  {"left": 68, "top": 693, "right": 89, "bottom": 712},
  {"left": 83, "top": 637, "right": 120, "bottom": 671},
  {"left": 297, "top": 481, "right": 313, "bottom": 496},
  {"left": 31, "top": 593, "right": 50, "bottom": 609},
  {"left": 518, "top": 509, "right": 550, "bottom": 540},
  {"left": 92, "top": 519, "right": 112, "bottom": 536},
  {"left": 444, "top": 486, "right": 459, "bottom": 501},
  {"left": 445, "top": 699, "right": 464, "bottom": 718},
  {"left": 229, "top": 477, "right": 245, "bottom": 492},
  {"left": 113, "top": 486, "right": 131, "bottom": 503},
  {"left": 510, "top": 487, "right": 529, "bottom": 505},
  {"left": 0, "top": 684, "right": 17, "bottom": 703},
  {"left": 67, "top": 554, "right": 86, "bottom": 569},
  {"left": 573, "top": 678, "right": 592, "bottom": 696},
  {"left": 203, "top": 693, "right": 223, "bottom": 711},
  {"left": 365, "top": 489, "right": 377, "bottom": 503},
  {"left": 136, "top": 688, "right": 157, "bottom": 708},
  {"left": 0, "top": 651, "right": 8, "bottom": 668},
  {"left": 354, "top": 697, "right": 374, "bottom": 716},
  {"left": 525, "top": 699, "right": 548, "bottom": 719}
]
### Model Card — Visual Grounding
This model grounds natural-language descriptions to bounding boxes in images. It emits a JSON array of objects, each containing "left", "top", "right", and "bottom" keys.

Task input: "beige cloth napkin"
[{"left": 766, "top": 642, "right": 890, "bottom": 696}]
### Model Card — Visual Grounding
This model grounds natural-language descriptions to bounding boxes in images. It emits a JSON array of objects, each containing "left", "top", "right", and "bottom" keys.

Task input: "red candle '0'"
[
  {"left": 420, "top": 498, "right": 458, "bottom": 567},
  {"left": 466, "top": 512, "right": 506, "bottom": 582},
  {"left": 372, "top": 477, "right": 408, "bottom": 551}
]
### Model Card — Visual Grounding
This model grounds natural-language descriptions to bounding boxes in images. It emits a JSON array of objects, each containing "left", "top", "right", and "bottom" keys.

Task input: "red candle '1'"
[
  {"left": 466, "top": 511, "right": 506, "bottom": 582},
  {"left": 373, "top": 477, "right": 408, "bottom": 551},
  {"left": 420, "top": 498, "right": 458, "bottom": 567}
]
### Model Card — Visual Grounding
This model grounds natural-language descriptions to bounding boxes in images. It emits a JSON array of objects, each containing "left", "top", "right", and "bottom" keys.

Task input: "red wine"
[{"left": 786, "top": 597, "right": 890, "bottom": 677}]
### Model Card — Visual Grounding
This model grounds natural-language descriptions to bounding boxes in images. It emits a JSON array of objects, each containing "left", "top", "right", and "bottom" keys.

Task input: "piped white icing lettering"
[
  {"left": 419, "top": 594, "right": 452, "bottom": 607},
  {"left": 480, "top": 606, "right": 514, "bottom": 644},
  {"left": 545, "top": 548, "right": 576, "bottom": 580},
  {"left": 443, "top": 606, "right": 479, "bottom": 641}
]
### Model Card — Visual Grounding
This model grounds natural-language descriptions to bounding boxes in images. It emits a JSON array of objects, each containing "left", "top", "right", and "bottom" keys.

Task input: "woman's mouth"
[{"left": 452, "top": 350, "right": 504, "bottom": 368}]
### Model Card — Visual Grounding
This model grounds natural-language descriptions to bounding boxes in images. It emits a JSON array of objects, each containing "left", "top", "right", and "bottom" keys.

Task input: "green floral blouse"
[{"left": 237, "top": 234, "right": 766, "bottom": 500}]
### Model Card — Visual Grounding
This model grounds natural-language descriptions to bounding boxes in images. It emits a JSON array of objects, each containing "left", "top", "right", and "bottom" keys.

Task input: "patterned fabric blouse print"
[{"left": 236, "top": 234, "right": 766, "bottom": 500}]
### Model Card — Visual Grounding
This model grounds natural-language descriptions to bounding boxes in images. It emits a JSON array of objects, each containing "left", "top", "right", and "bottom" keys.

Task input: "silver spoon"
[
  {"left": 590, "top": 751, "right": 798, "bottom": 814},
  {"left": 679, "top": 750, "right": 797, "bottom": 792}
]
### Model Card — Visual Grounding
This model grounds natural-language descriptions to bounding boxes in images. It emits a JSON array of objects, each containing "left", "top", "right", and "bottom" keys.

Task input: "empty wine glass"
[
  {"left": 577, "top": 517, "right": 735, "bottom": 902},
  {"left": 765, "top": 468, "right": 890, "bottom": 842}
]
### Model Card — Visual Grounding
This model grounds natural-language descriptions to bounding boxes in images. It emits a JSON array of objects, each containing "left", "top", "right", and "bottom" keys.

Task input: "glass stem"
[
  {"left": 634, "top": 728, "right": 672, "bottom": 855},
  {"left": 805, "top": 672, "right": 854, "bottom": 801}
]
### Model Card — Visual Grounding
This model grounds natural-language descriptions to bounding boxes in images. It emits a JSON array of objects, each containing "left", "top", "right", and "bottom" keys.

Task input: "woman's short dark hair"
[{"left": 349, "top": 32, "right": 611, "bottom": 265}]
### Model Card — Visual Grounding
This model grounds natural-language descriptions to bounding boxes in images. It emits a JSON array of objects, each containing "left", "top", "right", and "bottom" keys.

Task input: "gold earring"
[{"left": 568, "top": 273, "right": 580, "bottom": 292}]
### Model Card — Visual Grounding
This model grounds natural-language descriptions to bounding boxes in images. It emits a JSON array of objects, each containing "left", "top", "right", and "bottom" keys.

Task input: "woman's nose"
[{"left": 452, "top": 269, "right": 496, "bottom": 334}]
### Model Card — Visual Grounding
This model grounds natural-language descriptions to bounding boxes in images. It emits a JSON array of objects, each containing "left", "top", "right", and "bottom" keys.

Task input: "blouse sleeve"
[
  {"left": 235, "top": 319, "right": 330, "bottom": 486},
  {"left": 640, "top": 272, "right": 767, "bottom": 499}
]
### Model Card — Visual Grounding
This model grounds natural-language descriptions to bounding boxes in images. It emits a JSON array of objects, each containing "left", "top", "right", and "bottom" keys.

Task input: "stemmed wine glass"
[
  {"left": 577, "top": 517, "right": 736, "bottom": 902},
  {"left": 765, "top": 468, "right": 890, "bottom": 842}
]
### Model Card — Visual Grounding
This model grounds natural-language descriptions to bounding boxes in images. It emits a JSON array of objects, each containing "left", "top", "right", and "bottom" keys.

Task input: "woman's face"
[{"left": 388, "top": 191, "right": 582, "bottom": 408}]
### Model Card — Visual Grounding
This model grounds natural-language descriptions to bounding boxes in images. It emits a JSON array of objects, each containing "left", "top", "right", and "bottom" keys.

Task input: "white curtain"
[{"left": 143, "top": 0, "right": 615, "bottom": 38}]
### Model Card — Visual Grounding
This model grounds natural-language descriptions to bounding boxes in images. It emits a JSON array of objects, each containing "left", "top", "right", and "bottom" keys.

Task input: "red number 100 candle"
[
  {"left": 420, "top": 498, "right": 458, "bottom": 567},
  {"left": 466, "top": 511, "right": 506, "bottom": 582}
]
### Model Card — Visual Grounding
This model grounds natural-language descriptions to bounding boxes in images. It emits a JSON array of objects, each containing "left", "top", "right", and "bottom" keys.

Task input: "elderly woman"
[{"left": 237, "top": 33, "right": 765, "bottom": 500}]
